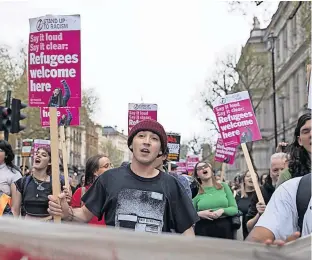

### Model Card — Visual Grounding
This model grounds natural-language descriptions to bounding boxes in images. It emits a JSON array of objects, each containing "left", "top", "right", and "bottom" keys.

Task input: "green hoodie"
[{"left": 276, "top": 168, "right": 291, "bottom": 188}]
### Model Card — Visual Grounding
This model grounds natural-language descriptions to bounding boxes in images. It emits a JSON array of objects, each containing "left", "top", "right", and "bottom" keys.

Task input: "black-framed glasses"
[{"left": 196, "top": 163, "right": 211, "bottom": 171}]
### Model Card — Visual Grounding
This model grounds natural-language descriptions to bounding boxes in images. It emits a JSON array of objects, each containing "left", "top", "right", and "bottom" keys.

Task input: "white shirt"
[
  {"left": 256, "top": 176, "right": 312, "bottom": 240},
  {"left": 0, "top": 164, "right": 22, "bottom": 196}
]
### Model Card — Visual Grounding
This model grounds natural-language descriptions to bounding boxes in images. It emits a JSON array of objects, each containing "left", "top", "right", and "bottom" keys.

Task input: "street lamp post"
[
  {"left": 268, "top": 33, "right": 278, "bottom": 149},
  {"left": 279, "top": 95, "right": 286, "bottom": 142}
]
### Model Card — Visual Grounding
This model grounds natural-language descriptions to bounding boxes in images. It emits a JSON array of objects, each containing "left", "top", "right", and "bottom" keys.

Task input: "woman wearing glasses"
[
  {"left": 192, "top": 161, "right": 238, "bottom": 239},
  {"left": 71, "top": 154, "right": 111, "bottom": 226}
]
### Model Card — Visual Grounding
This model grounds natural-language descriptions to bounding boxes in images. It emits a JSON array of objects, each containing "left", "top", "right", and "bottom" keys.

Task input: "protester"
[
  {"left": 11, "top": 147, "right": 70, "bottom": 221},
  {"left": 184, "top": 174, "right": 199, "bottom": 199},
  {"left": 246, "top": 173, "right": 311, "bottom": 244},
  {"left": 48, "top": 119, "right": 199, "bottom": 235},
  {"left": 192, "top": 161, "right": 238, "bottom": 239},
  {"left": 75, "top": 174, "right": 85, "bottom": 190},
  {"left": 20, "top": 165, "right": 30, "bottom": 176},
  {"left": 154, "top": 148, "right": 192, "bottom": 200},
  {"left": 235, "top": 170, "right": 258, "bottom": 239},
  {"left": 71, "top": 154, "right": 112, "bottom": 226},
  {"left": 246, "top": 153, "right": 288, "bottom": 233},
  {"left": 0, "top": 140, "right": 22, "bottom": 197},
  {"left": 259, "top": 174, "right": 267, "bottom": 186},
  {"left": 276, "top": 113, "right": 311, "bottom": 187},
  {"left": 231, "top": 174, "right": 241, "bottom": 197}
]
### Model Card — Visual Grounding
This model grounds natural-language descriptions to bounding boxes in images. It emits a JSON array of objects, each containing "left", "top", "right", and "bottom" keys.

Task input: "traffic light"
[
  {"left": 10, "top": 98, "right": 27, "bottom": 134},
  {"left": 0, "top": 106, "right": 12, "bottom": 132}
]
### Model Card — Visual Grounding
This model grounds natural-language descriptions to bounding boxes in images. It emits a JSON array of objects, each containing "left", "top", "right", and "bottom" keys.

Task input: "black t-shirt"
[
  {"left": 15, "top": 176, "right": 52, "bottom": 217},
  {"left": 82, "top": 165, "right": 199, "bottom": 234},
  {"left": 235, "top": 192, "right": 253, "bottom": 239}
]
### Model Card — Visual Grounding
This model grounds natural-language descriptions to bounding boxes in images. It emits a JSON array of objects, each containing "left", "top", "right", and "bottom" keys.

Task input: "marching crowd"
[{"left": 0, "top": 113, "right": 310, "bottom": 247}]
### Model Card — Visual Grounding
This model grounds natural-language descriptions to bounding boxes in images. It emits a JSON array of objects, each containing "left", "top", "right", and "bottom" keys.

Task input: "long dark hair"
[
  {"left": 85, "top": 154, "right": 107, "bottom": 186},
  {"left": 287, "top": 113, "right": 311, "bottom": 178},
  {"left": 0, "top": 140, "right": 20, "bottom": 173},
  {"left": 35, "top": 147, "right": 52, "bottom": 175}
]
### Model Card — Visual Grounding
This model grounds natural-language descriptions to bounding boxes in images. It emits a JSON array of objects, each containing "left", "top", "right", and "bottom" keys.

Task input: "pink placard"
[
  {"left": 128, "top": 103, "right": 158, "bottom": 133},
  {"left": 40, "top": 107, "right": 80, "bottom": 127},
  {"left": 176, "top": 161, "right": 187, "bottom": 174},
  {"left": 213, "top": 91, "right": 262, "bottom": 147},
  {"left": 28, "top": 15, "right": 81, "bottom": 108},
  {"left": 32, "top": 139, "right": 51, "bottom": 154},
  {"left": 214, "top": 138, "right": 236, "bottom": 165},
  {"left": 186, "top": 155, "right": 200, "bottom": 172}
]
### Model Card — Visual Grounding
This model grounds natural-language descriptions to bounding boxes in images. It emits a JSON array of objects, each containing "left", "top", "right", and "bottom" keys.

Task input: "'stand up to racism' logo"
[
  {"left": 133, "top": 104, "right": 152, "bottom": 110},
  {"left": 36, "top": 19, "right": 44, "bottom": 31},
  {"left": 220, "top": 98, "right": 227, "bottom": 104}
]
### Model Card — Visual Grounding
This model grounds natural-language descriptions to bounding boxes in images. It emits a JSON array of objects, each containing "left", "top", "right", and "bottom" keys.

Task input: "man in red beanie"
[{"left": 48, "top": 119, "right": 199, "bottom": 235}]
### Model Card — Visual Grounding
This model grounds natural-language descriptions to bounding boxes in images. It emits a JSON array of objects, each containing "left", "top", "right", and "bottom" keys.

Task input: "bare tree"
[
  {"left": 99, "top": 139, "right": 123, "bottom": 167},
  {"left": 201, "top": 47, "right": 271, "bottom": 170},
  {"left": 228, "top": 1, "right": 277, "bottom": 25},
  {"left": 201, "top": 55, "right": 237, "bottom": 134},
  {"left": 80, "top": 87, "right": 100, "bottom": 126},
  {"left": 179, "top": 144, "right": 189, "bottom": 160}
]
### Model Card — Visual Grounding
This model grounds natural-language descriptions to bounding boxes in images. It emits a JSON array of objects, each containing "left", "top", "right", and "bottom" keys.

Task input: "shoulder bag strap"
[{"left": 296, "top": 174, "right": 311, "bottom": 233}]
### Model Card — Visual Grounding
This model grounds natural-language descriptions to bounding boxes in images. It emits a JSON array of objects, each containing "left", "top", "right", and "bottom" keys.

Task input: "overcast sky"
[{"left": 0, "top": 0, "right": 278, "bottom": 144}]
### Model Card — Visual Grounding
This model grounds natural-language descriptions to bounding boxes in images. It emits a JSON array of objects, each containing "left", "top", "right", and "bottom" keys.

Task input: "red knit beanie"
[{"left": 128, "top": 119, "right": 167, "bottom": 154}]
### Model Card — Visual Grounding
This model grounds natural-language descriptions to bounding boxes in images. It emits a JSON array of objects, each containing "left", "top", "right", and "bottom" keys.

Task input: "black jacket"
[{"left": 246, "top": 180, "right": 275, "bottom": 222}]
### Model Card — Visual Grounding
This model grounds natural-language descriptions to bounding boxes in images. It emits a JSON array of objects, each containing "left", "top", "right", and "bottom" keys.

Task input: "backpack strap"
[
  {"left": 22, "top": 175, "right": 32, "bottom": 199},
  {"left": 296, "top": 174, "right": 311, "bottom": 233},
  {"left": 21, "top": 175, "right": 32, "bottom": 216}
]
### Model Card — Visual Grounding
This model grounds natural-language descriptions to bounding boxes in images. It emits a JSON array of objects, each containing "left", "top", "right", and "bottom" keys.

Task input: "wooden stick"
[
  {"left": 167, "top": 162, "right": 171, "bottom": 172},
  {"left": 59, "top": 126, "right": 69, "bottom": 189},
  {"left": 220, "top": 163, "right": 225, "bottom": 182},
  {"left": 22, "top": 157, "right": 26, "bottom": 176},
  {"left": 49, "top": 107, "right": 61, "bottom": 223},
  {"left": 241, "top": 143, "right": 264, "bottom": 203}
]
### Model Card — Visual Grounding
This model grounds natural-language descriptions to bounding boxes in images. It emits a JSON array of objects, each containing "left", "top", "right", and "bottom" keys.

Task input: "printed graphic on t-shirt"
[{"left": 115, "top": 188, "right": 165, "bottom": 234}]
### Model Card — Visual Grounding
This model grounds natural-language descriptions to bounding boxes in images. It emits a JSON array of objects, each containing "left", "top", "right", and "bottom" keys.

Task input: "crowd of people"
[{"left": 0, "top": 113, "right": 310, "bottom": 246}]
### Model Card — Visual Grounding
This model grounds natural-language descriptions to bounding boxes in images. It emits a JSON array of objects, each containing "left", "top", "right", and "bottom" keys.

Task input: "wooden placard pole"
[
  {"left": 220, "top": 163, "right": 225, "bottom": 182},
  {"left": 59, "top": 126, "right": 69, "bottom": 189},
  {"left": 241, "top": 143, "right": 264, "bottom": 203},
  {"left": 49, "top": 107, "right": 61, "bottom": 223},
  {"left": 167, "top": 162, "right": 171, "bottom": 172}
]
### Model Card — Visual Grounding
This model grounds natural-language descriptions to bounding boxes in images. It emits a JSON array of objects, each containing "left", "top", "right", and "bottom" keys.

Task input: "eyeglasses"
[
  {"left": 196, "top": 163, "right": 211, "bottom": 171},
  {"left": 0, "top": 148, "right": 4, "bottom": 152}
]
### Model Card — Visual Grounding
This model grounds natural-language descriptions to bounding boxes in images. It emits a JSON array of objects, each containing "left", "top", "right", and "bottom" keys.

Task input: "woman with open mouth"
[
  {"left": 192, "top": 161, "right": 238, "bottom": 239},
  {"left": 11, "top": 147, "right": 70, "bottom": 221},
  {"left": 235, "top": 170, "right": 259, "bottom": 240}
]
